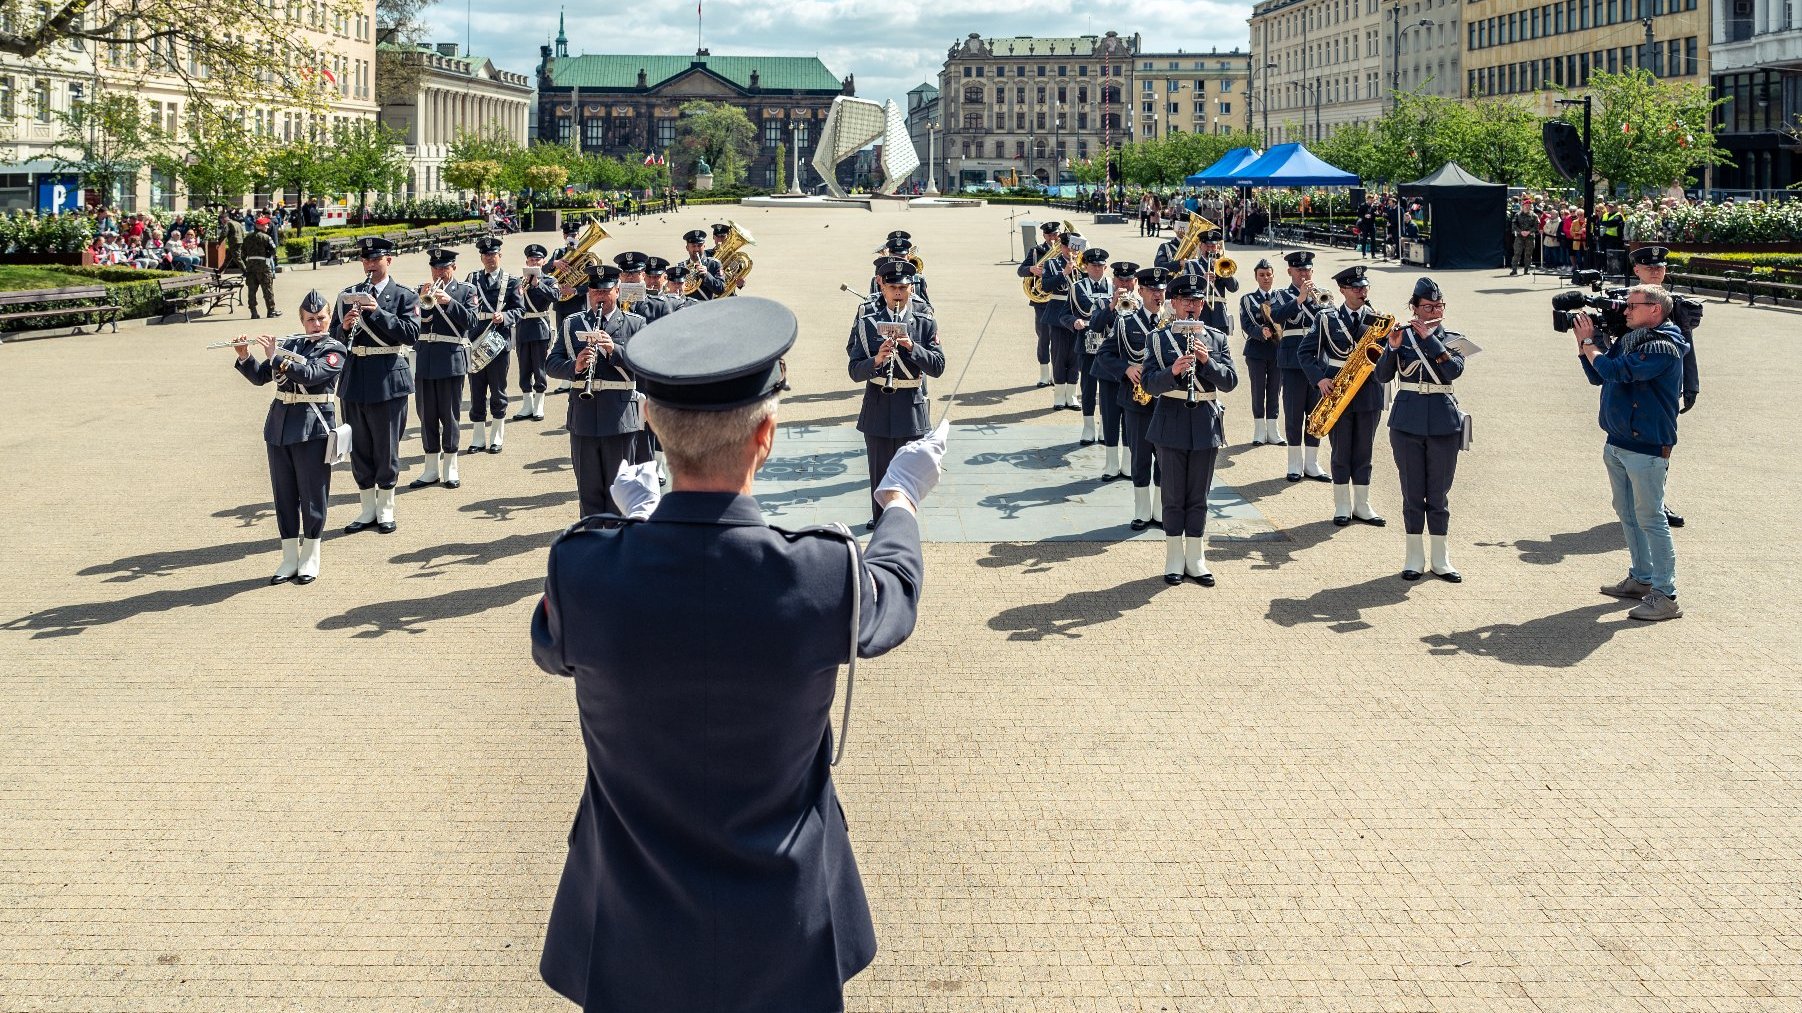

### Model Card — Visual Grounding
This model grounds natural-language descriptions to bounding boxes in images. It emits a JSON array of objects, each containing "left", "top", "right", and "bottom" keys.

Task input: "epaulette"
[
  {"left": 769, "top": 520, "right": 858, "bottom": 545},
  {"left": 552, "top": 511, "right": 639, "bottom": 547}
]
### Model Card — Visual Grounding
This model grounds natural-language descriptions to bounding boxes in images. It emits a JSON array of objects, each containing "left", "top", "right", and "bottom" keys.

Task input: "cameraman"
[
  {"left": 1573, "top": 284, "right": 1689, "bottom": 622},
  {"left": 1626, "top": 245, "right": 1701, "bottom": 528}
]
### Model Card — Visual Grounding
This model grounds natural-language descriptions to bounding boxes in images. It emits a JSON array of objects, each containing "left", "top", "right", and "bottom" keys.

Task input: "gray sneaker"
[
  {"left": 1628, "top": 590, "right": 1684, "bottom": 621},
  {"left": 1600, "top": 576, "right": 1654, "bottom": 599}
]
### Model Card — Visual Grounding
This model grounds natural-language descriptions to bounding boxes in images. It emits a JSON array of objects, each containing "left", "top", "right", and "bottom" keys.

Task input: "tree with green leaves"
[
  {"left": 1567, "top": 70, "right": 1728, "bottom": 192},
  {"left": 148, "top": 108, "right": 268, "bottom": 205},
  {"left": 330, "top": 120, "right": 408, "bottom": 217},
  {"left": 671, "top": 101, "right": 757, "bottom": 188},
  {"left": 50, "top": 91, "right": 149, "bottom": 206},
  {"left": 260, "top": 139, "right": 340, "bottom": 210},
  {"left": 522, "top": 164, "right": 569, "bottom": 194},
  {"left": 442, "top": 159, "right": 504, "bottom": 195},
  {"left": 1438, "top": 98, "right": 1555, "bottom": 187}
]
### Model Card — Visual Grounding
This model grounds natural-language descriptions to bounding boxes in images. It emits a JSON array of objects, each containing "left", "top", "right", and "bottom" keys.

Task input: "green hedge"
[
  {"left": 1667, "top": 251, "right": 1802, "bottom": 275},
  {"left": 0, "top": 264, "right": 181, "bottom": 331}
]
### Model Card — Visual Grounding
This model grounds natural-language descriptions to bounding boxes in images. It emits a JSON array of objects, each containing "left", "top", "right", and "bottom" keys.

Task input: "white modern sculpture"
[{"left": 811, "top": 96, "right": 921, "bottom": 199}]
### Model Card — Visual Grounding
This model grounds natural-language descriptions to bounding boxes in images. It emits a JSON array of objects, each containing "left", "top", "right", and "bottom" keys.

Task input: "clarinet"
[{"left": 579, "top": 314, "right": 602, "bottom": 401}]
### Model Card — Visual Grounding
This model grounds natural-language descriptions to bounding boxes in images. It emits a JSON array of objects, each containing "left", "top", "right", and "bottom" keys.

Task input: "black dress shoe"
[
  {"left": 1433, "top": 569, "right": 1463, "bottom": 583},
  {"left": 1080, "top": 439, "right": 1095, "bottom": 446},
  {"left": 293, "top": 573, "right": 315, "bottom": 586},
  {"left": 268, "top": 310, "right": 283, "bottom": 317},
  {"left": 269, "top": 573, "right": 291, "bottom": 586},
  {"left": 1270, "top": 439, "right": 1288, "bottom": 447},
  {"left": 530, "top": 412, "right": 545, "bottom": 421},
  {"left": 249, "top": 310, "right": 260, "bottom": 319},
  {"left": 1664, "top": 507, "right": 1685, "bottom": 528},
  {"left": 408, "top": 476, "right": 439, "bottom": 488},
  {"left": 344, "top": 519, "right": 373, "bottom": 535},
  {"left": 464, "top": 445, "right": 485, "bottom": 454},
  {"left": 443, "top": 478, "right": 461, "bottom": 489},
  {"left": 1190, "top": 572, "right": 1215, "bottom": 587},
  {"left": 1036, "top": 381, "right": 1051, "bottom": 388},
  {"left": 1333, "top": 515, "right": 1352, "bottom": 527},
  {"left": 1354, "top": 514, "right": 1388, "bottom": 527},
  {"left": 1286, "top": 473, "right": 1302, "bottom": 482},
  {"left": 864, "top": 520, "right": 876, "bottom": 531},
  {"left": 1163, "top": 573, "right": 1184, "bottom": 586},
  {"left": 510, "top": 412, "right": 533, "bottom": 422},
  {"left": 1064, "top": 403, "right": 1082, "bottom": 411},
  {"left": 487, "top": 445, "right": 502, "bottom": 455},
  {"left": 1130, "top": 518, "right": 1151, "bottom": 531},
  {"left": 1100, "top": 473, "right": 1122, "bottom": 483},
  {"left": 1400, "top": 569, "right": 1423, "bottom": 581},
  {"left": 1307, "top": 472, "right": 1332, "bottom": 483},
  {"left": 376, "top": 520, "right": 398, "bottom": 534}
]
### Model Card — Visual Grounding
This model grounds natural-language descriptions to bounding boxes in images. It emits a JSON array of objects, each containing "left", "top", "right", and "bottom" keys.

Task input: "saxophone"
[{"left": 1305, "top": 309, "right": 1397, "bottom": 439}]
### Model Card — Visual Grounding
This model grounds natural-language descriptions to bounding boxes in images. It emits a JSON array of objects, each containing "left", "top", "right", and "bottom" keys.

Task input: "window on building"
[
  {"left": 1077, "top": 111, "right": 1088, "bottom": 128},
  {"left": 1012, "top": 112, "right": 1024, "bottom": 129},
  {"left": 961, "top": 141, "right": 971, "bottom": 158},
  {"left": 584, "top": 118, "right": 605, "bottom": 149},
  {"left": 1142, "top": 79, "right": 1154, "bottom": 92},
  {"left": 1168, "top": 80, "right": 1181, "bottom": 93},
  {"left": 962, "top": 67, "right": 971, "bottom": 77},
  {"left": 1057, "top": 86, "right": 1066, "bottom": 102},
  {"left": 963, "top": 112, "right": 982, "bottom": 129},
  {"left": 0, "top": 76, "right": 13, "bottom": 120},
  {"left": 32, "top": 78, "right": 49, "bottom": 122},
  {"left": 993, "top": 85, "right": 1004, "bottom": 103},
  {"left": 973, "top": 66, "right": 983, "bottom": 77},
  {"left": 1078, "top": 66, "right": 1088, "bottom": 77},
  {"left": 1016, "top": 86, "right": 1025, "bottom": 103},
  {"left": 1058, "top": 65, "right": 1067, "bottom": 76},
  {"left": 1685, "top": 36, "right": 1696, "bottom": 75},
  {"left": 1016, "top": 65, "right": 1025, "bottom": 76},
  {"left": 1037, "top": 65, "right": 1046, "bottom": 77},
  {"left": 1014, "top": 140, "right": 1026, "bottom": 157},
  {"left": 556, "top": 117, "right": 571, "bottom": 143},
  {"left": 1168, "top": 102, "right": 1179, "bottom": 114},
  {"left": 1143, "top": 100, "right": 1154, "bottom": 113},
  {"left": 1220, "top": 101, "right": 1231, "bottom": 115},
  {"left": 965, "top": 86, "right": 982, "bottom": 103},
  {"left": 994, "top": 140, "right": 1005, "bottom": 157},
  {"left": 1077, "top": 86, "right": 1088, "bottom": 103}
]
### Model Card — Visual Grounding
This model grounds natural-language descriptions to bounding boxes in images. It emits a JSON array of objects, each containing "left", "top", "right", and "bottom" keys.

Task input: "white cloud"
[{"left": 431, "top": 2, "right": 1255, "bottom": 110}]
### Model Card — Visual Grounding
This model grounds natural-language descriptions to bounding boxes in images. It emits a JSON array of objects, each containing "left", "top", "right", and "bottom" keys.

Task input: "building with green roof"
[{"left": 536, "top": 18, "right": 853, "bottom": 190}]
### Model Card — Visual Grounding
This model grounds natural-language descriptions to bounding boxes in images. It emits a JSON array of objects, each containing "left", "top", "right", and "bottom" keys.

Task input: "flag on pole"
[{"left": 644, "top": 152, "right": 656, "bottom": 166}]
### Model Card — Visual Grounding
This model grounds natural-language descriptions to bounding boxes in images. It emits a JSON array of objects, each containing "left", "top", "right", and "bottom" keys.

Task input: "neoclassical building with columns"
[{"left": 378, "top": 42, "right": 534, "bottom": 199}]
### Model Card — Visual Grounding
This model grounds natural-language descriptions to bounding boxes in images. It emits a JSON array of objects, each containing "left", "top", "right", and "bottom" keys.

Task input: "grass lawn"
[{"left": 0, "top": 265, "right": 100, "bottom": 292}]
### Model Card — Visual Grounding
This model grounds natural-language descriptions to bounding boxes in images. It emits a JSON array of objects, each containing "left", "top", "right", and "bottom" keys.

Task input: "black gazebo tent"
[{"left": 1398, "top": 163, "right": 1507, "bottom": 270}]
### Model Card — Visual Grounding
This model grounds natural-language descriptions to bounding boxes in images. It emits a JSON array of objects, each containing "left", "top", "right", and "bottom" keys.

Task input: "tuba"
[
  {"left": 1306, "top": 310, "right": 1397, "bottom": 439},
  {"left": 1022, "top": 220, "right": 1073, "bottom": 304},
  {"left": 550, "top": 220, "right": 611, "bottom": 289},
  {"left": 715, "top": 220, "right": 755, "bottom": 295},
  {"left": 1170, "top": 212, "right": 1218, "bottom": 264}
]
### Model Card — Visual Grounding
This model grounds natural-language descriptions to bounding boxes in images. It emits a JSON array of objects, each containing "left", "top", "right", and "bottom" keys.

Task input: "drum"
[{"left": 468, "top": 329, "right": 510, "bottom": 373}]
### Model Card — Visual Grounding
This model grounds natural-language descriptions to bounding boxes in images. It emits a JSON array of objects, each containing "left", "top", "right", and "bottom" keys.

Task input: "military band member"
[
  {"left": 533, "top": 297, "right": 941, "bottom": 1013},
  {"left": 229, "top": 290, "right": 344, "bottom": 585},
  {"left": 639, "top": 256, "right": 677, "bottom": 320},
  {"left": 869, "top": 233, "right": 931, "bottom": 305},
  {"left": 1192, "top": 229, "right": 1239, "bottom": 334},
  {"left": 409, "top": 248, "right": 477, "bottom": 490},
  {"left": 848, "top": 258, "right": 945, "bottom": 530},
  {"left": 1152, "top": 215, "right": 1189, "bottom": 271},
  {"left": 333, "top": 236, "right": 420, "bottom": 535},
  {"left": 1059, "top": 246, "right": 1112, "bottom": 445},
  {"left": 1268, "top": 250, "right": 1332, "bottom": 482},
  {"left": 511, "top": 243, "right": 559, "bottom": 422},
  {"left": 1239, "top": 259, "right": 1284, "bottom": 446},
  {"left": 1374, "top": 277, "right": 1467, "bottom": 582},
  {"left": 1041, "top": 232, "right": 1086, "bottom": 412},
  {"left": 658, "top": 263, "right": 701, "bottom": 312},
  {"left": 1628, "top": 245, "right": 1700, "bottom": 528},
  {"left": 1017, "top": 219, "right": 1063, "bottom": 387},
  {"left": 1083, "top": 260, "right": 1138, "bottom": 480},
  {"left": 681, "top": 229, "right": 728, "bottom": 301},
  {"left": 546, "top": 221, "right": 586, "bottom": 394},
  {"left": 1140, "top": 273, "right": 1238, "bottom": 586},
  {"left": 1299, "top": 265, "right": 1387, "bottom": 527},
  {"left": 706, "top": 221, "right": 748, "bottom": 294},
  {"left": 546, "top": 264, "right": 650, "bottom": 518},
  {"left": 1095, "top": 266, "right": 1170, "bottom": 530},
  {"left": 465, "top": 236, "right": 520, "bottom": 454}
]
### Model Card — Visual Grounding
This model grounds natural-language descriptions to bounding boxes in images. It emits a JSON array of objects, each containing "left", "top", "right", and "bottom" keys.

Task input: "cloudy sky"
[{"left": 426, "top": 0, "right": 1256, "bottom": 111}]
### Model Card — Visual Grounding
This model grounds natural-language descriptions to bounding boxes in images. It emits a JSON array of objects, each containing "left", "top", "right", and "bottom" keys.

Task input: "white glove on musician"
[
  {"left": 610, "top": 460, "right": 662, "bottom": 520},
  {"left": 875, "top": 420, "right": 950, "bottom": 512}
]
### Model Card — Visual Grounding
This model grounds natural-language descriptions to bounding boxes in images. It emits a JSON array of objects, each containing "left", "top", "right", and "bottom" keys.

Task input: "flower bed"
[{"left": 1624, "top": 198, "right": 1802, "bottom": 245}]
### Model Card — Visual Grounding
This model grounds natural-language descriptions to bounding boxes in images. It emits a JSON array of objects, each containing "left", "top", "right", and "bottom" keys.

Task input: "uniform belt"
[
  {"left": 522, "top": 311, "right": 554, "bottom": 321},
  {"left": 587, "top": 380, "right": 636, "bottom": 391},
  {"left": 1399, "top": 382, "right": 1454, "bottom": 394},
  {"left": 1324, "top": 356, "right": 1347, "bottom": 368},
  {"left": 350, "top": 345, "right": 404, "bottom": 356},
  {"left": 417, "top": 334, "right": 467, "bottom": 344},
  {"left": 244, "top": 256, "right": 271, "bottom": 262},
  {"left": 1160, "top": 388, "right": 1218, "bottom": 401},
  {"left": 275, "top": 390, "right": 332, "bottom": 404},
  {"left": 869, "top": 377, "right": 923, "bottom": 389}
]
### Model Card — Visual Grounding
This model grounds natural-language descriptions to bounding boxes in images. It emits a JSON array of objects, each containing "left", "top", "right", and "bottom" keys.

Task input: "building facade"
[
  {"left": 1462, "top": 0, "right": 1708, "bottom": 110},
  {"left": 1250, "top": 0, "right": 1461, "bottom": 144},
  {"left": 903, "top": 81, "right": 941, "bottom": 188},
  {"left": 1708, "top": 0, "right": 1800, "bottom": 192},
  {"left": 0, "top": 0, "right": 379, "bottom": 212},
  {"left": 938, "top": 32, "right": 1140, "bottom": 189},
  {"left": 1133, "top": 49, "right": 1254, "bottom": 140},
  {"left": 379, "top": 42, "right": 533, "bottom": 198},
  {"left": 534, "top": 22, "right": 851, "bottom": 190}
]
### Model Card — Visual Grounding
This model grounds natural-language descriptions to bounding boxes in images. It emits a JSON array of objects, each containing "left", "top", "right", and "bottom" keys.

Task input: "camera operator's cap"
[
  {"left": 682, "top": 229, "right": 708, "bottom": 244},
  {"left": 875, "top": 258, "right": 918, "bottom": 284},
  {"left": 1082, "top": 247, "right": 1109, "bottom": 265},
  {"left": 475, "top": 236, "right": 503, "bottom": 254},
  {"left": 1111, "top": 260, "right": 1140, "bottom": 279},
  {"left": 612, "top": 251, "right": 650, "bottom": 272},
  {"left": 644, "top": 256, "right": 669, "bottom": 274},
  {"left": 355, "top": 236, "right": 396, "bottom": 259},
  {"left": 427, "top": 247, "right": 458, "bottom": 268},
  {"left": 1167, "top": 273, "right": 1207, "bottom": 300},
  {"left": 1629, "top": 246, "right": 1670, "bottom": 266},
  {"left": 1254, "top": 258, "right": 1273, "bottom": 271},
  {"left": 711, "top": 222, "right": 731, "bottom": 237},
  {"left": 662, "top": 262, "right": 691, "bottom": 283},
  {"left": 1040, "top": 220, "right": 1061, "bottom": 235},
  {"left": 585, "top": 264, "right": 622, "bottom": 289},
  {"left": 1284, "top": 250, "right": 1314, "bottom": 268},
  {"left": 623, "top": 297, "right": 795, "bottom": 411},
  {"left": 1411, "top": 277, "right": 1444, "bottom": 302},
  {"left": 1135, "top": 266, "right": 1173, "bottom": 289},
  {"left": 1332, "top": 265, "right": 1370, "bottom": 289},
  {"left": 523, "top": 243, "right": 548, "bottom": 259}
]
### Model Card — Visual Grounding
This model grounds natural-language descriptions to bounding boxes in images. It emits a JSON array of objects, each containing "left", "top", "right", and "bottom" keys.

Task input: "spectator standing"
[
  {"left": 1508, "top": 197, "right": 1538, "bottom": 275},
  {"left": 1540, "top": 205, "right": 1564, "bottom": 271}
]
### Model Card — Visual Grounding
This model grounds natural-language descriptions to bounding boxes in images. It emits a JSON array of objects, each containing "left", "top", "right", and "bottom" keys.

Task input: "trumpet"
[
  {"left": 419, "top": 279, "right": 447, "bottom": 304},
  {"left": 1113, "top": 288, "right": 1142, "bottom": 314}
]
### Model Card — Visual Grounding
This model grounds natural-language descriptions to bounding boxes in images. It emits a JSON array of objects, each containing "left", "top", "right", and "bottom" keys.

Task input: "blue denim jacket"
[{"left": 1581, "top": 320, "right": 1687, "bottom": 457}]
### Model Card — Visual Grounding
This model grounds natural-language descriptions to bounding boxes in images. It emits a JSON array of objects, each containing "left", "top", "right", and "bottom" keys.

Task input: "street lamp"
[
  {"left": 1391, "top": 8, "right": 1435, "bottom": 112},
  {"left": 786, "top": 120, "right": 803, "bottom": 195},
  {"left": 1252, "top": 61, "right": 1277, "bottom": 144}
]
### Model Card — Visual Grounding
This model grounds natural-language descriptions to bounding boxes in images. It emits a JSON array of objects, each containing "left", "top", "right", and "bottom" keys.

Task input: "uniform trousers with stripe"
[
  {"left": 1122, "top": 410, "right": 1161, "bottom": 487},
  {"left": 864, "top": 435, "right": 909, "bottom": 523},
  {"left": 516, "top": 340, "right": 549, "bottom": 395},
  {"left": 1049, "top": 332, "right": 1080, "bottom": 386},
  {"left": 1094, "top": 378, "right": 1123, "bottom": 447},
  {"left": 415, "top": 376, "right": 466, "bottom": 454},
  {"left": 1033, "top": 303, "right": 1053, "bottom": 366},
  {"left": 1390, "top": 430, "right": 1460, "bottom": 535},
  {"left": 343, "top": 396, "right": 408, "bottom": 490},
  {"left": 267, "top": 439, "right": 332, "bottom": 539},
  {"left": 1244, "top": 358, "right": 1280, "bottom": 419},
  {"left": 1279, "top": 367, "right": 1322, "bottom": 447}
]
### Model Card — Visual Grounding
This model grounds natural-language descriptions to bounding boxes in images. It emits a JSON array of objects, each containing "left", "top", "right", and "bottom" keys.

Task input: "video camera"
[{"left": 1550, "top": 269, "right": 1629, "bottom": 336}]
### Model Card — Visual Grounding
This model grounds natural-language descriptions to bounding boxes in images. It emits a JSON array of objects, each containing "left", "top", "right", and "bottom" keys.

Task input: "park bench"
[
  {"left": 158, "top": 268, "right": 238, "bottom": 321},
  {"left": 0, "top": 286, "right": 121, "bottom": 338},
  {"left": 1666, "top": 256, "right": 1752, "bottom": 304},
  {"left": 1748, "top": 266, "right": 1802, "bottom": 307}
]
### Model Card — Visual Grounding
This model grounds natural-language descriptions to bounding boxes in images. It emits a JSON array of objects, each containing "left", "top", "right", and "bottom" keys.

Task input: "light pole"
[
  {"left": 1391, "top": 7, "right": 1435, "bottom": 112},
  {"left": 925, "top": 120, "right": 940, "bottom": 195},
  {"left": 1254, "top": 61, "right": 1277, "bottom": 144},
  {"left": 786, "top": 120, "right": 803, "bottom": 195}
]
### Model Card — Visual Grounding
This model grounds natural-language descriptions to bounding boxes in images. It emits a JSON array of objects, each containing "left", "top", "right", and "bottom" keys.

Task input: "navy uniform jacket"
[
  {"left": 1239, "top": 287, "right": 1281, "bottom": 361},
  {"left": 532, "top": 493, "right": 925, "bottom": 1013},
  {"left": 1141, "top": 321, "right": 1238, "bottom": 451},
  {"left": 466, "top": 268, "right": 522, "bottom": 343},
  {"left": 546, "top": 306, "right": 647, "bottom": 437},
  {"left": 847, "top": 298, "right": 946, "bottom": 438},
  {"left": 415, "top": 279, "right": 478, "bottom": 380},
  {"left": 1094, "top": 305, "right": 1160, "bottom": 414},
  {"left": 682, "top": 255, "right": 728, "bottom": 300},
  {"left": 1017, "top": 241, "right": 1052, "bottom": 282},
  {"left": 1268, "top": 285, "right": 1327, "bottom": 370},
  {"left": 1060, "top": 275, "right": 1113, "bottom": 354},
  {"left": 626, "top": 290, "right": 670, "bottom": 323},
  {"left": 1153, "top": 238, "right": 1183, "bottom": 270},
  {"left": 515, "top": 273, "right": 561, "bottom": 345},
  {"left": 1299, "top": 303, "right": 1385, "bottom": 415},
  {"left": 332, "top": 277, "right": 421, "bottom": 403},
  {"left": 1374, "top": 324, "right": 1467, "bottom": 437},
  {"left": 236, "top": 332, "right": 347, "bottom": 444},
  {"left": 1666, "top": 290, "right": 1702, "bottom": 396}
]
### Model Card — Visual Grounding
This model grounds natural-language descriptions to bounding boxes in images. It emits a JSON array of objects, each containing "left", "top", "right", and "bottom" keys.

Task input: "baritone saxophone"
[{"left": 1305, "top": 311, "right": 1397, "bottom": 439}]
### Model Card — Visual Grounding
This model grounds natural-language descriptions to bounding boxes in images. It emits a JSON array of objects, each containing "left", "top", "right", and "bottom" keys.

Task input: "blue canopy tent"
[
  {"left": 1229, "top": 143, "right": 1358, "bottom": 186},
  {"left": 1184, "top": 147, "right": 1260, "bottom": 188}
]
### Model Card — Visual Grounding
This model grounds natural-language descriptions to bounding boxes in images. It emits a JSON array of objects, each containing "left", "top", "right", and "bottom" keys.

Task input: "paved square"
[{"left": 4, "top": 202, "right": 1802, "bottom": 1012}]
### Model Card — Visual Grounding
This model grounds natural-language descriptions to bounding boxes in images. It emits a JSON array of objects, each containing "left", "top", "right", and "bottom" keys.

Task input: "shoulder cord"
[
  {"left": 1407, "top": 329, "right": 1462, "bottom": 414},
  {"left": 829, "top": 521, "right": 864, "bottom": 767}
]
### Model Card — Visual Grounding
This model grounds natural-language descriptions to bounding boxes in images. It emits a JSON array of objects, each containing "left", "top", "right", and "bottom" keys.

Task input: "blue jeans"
[{"left": 1603, "top": 444, "right": 1676, "bottom": 596}]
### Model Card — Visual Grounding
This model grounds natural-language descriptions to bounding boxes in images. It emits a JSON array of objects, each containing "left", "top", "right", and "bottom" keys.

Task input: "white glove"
[
  {"left": 610, "top": 460, "right": 662, "bottom": 520},
  {"left": 875, "top": 419, "right": 950, "bottom": 509}
]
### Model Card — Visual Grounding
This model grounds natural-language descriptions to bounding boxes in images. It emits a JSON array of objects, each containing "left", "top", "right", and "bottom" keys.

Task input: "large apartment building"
[
  {"left": 938, "top": 32, "right": 1139, "bottom": 189},
  {"left": 379, "top": 42, "right": 533, "bottom": 199},
  {"left": 1707, "top": 0, "right": 1799, "bottom": 191},
  {"left": 1133, "top": 49, "right": 1254, "bottom": 139},
  {"left": 1462, "top": 0, "right": 1708, "bottom": 109}
]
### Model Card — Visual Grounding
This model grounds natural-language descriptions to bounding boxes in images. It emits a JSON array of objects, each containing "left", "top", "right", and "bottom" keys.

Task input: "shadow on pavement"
[
  {"left": 953, "top": 406, "right": 1073, "bottom": 429},
  {"left": 756, "top": 478, "right": 871, "bottom": 518},
  {"left": 458, "top": 490, "right": 577, "bottom": 522},
  {"left": 78, "top": 539, "right": 272, "bottom": 582},
  {"left": 1474, "top": 521, "right": 1620, "bottom": 565},
  {"left": 977, "top": 477, "right": 1101, "bottom": 520},
  {"left": 778, "top": 413, "right": 859, "bottom": 433},
  {"left": 938, "top": 383, "right": 1038, "bottom": 409},
  {"left": 212, "top": 492, "right": 361, "bottom": 528},
  {"left": 521, "top": 457, "right": 571, "bottom": 476},
  {"left": 987, "top": 576, "right": 1168, "bottom": 641},
  {"left": 3, "top": 578, "right": 269, "bottom": 639},
  {"left": 1420, "top": 600, "right": 1646, "bottom": 667},
  {"left": 1207, "top": 519, "right": 1337, "bottom": 570},
  {"left": 1266, "top": 575, "right": 1416, "bottom": 632},
  {"left": 387, "top": 529, "right": 558, "bottom": 576},
  {"left": 964, "top": 443, "right": 1085, "bottom": 471},
  {"left": 976, "top": 530, "right": 1117, "bottom": 573},
  {"left": 783, "top": 388, "right": 862, "bottom": 406},
  {"left": 316, "top": 577, "right": 543, "bottom": 638}
]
